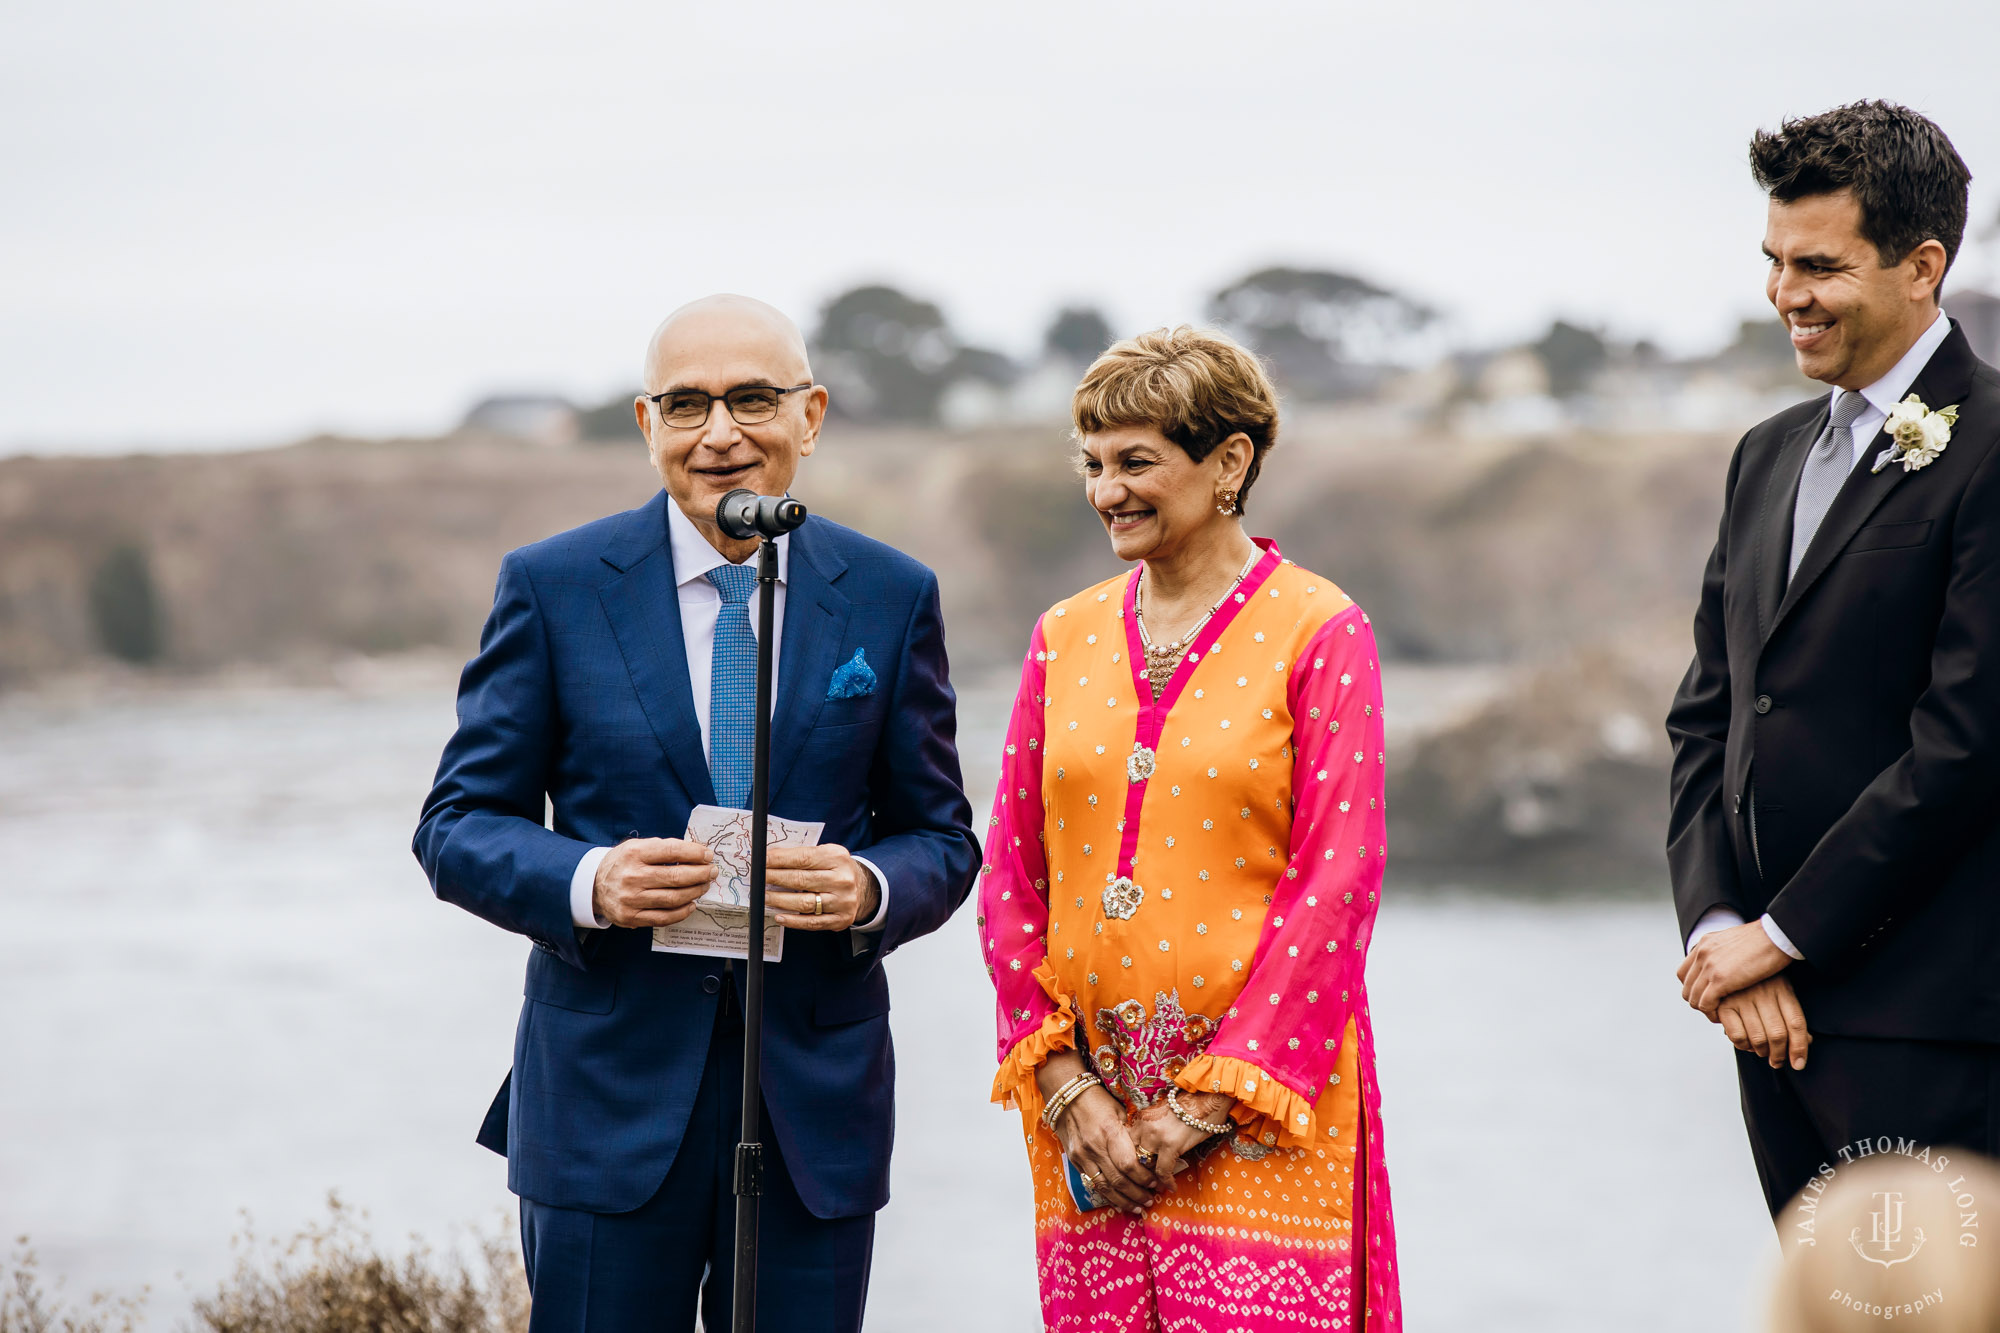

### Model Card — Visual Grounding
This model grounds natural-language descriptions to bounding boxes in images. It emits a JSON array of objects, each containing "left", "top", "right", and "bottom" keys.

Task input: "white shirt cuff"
[
  {"left": 1760, "top": 913, "right": 1805, "bottom": 961},
  {"left": 851, "top": 855, "right": 890, "bottom": 932},
  {"left": 1686, "top": 906, "right": 1744, "bottom": 951},
  {"left": 570, "top": 846, "right": 611, "bottom": 929},
  {"left": 1685, "top": 905, "right": 1803, "bottom": 962}
]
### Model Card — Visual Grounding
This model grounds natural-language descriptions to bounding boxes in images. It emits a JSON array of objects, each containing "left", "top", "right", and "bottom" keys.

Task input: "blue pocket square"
[{"left": 828, "top": 648, "right": 876, "bottom": 700}]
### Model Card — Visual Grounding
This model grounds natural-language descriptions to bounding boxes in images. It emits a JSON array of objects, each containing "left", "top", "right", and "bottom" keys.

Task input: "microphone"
[{"left": 715, "top": 489, "right": 808, "bottom": 540}]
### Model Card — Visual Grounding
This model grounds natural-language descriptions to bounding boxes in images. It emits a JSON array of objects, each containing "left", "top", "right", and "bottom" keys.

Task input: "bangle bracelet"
[
  {"left": 1042, "top": 1073, "right": 1099, "bottom": 1130},
  {"left": 1167, "top": 1086, "right": 1233, "bottom": 1138},
  {"left": 1041, "top": 1072, "right": 1101, "bottom": 1132},
  {"left": 1043, "top": 1079, "right": 1092, "bottom": 1132}
]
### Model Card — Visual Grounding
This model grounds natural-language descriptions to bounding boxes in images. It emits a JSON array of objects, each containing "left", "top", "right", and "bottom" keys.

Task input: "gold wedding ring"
[{"left": 811, "top": 892, "right": 825, "bottom": 916}]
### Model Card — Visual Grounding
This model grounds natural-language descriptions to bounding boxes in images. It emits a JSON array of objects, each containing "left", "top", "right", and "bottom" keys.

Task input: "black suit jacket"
[{"left": 1667, "top": 324, "right": 2000, "bottom": 1042}]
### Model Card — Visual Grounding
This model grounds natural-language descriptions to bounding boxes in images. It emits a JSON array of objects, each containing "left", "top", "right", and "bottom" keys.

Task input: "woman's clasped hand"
[{"left": 1034, "top": 1050, "right": 1234, "bottom": 1213}]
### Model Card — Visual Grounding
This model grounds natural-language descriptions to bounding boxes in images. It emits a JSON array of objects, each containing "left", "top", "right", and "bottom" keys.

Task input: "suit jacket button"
[
  {"left": 1754, "top": 694, "right": 1773, "bottom": 714},
  {"left": 1733, "top": 793, "right": 1742, "bottom": 814},
  {"left": 702, "top": 975, "right": 722, "bottom": 994}
]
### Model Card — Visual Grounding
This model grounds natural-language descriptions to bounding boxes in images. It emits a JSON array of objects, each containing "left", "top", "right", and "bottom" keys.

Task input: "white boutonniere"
[{"left": 1871, "top": 394, "right": 1960, "bottom": 473}]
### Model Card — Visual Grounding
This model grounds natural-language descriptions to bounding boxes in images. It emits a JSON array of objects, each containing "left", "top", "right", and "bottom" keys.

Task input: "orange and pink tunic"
[{"left": 979, "top": 540, "right": 1400, "bottom": 1333}]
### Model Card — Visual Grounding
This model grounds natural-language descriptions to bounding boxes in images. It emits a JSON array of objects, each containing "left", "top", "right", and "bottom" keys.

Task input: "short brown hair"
[
  {"left": 1071, "top": 325, "right": 1280, "bottom": 512},
  {"left": 1751, "top": 101, "right": 1971, "bottom": 293}
]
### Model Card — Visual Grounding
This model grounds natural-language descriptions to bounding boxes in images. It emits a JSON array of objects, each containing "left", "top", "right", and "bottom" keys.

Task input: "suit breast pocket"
[
  {"left": 806, "top": 715, "right": 879, "bottom": 750},
  {"left": 1846, "top": 519, "right": 1934, "bottom": 554},
  {"left": 816, "top": 693, "right": 885, "bottom": 729}
]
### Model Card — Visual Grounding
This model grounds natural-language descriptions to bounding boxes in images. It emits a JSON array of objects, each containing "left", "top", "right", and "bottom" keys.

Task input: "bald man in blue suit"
[{"left": 415, "top": 296, "right": 979, "bottom": 1333}]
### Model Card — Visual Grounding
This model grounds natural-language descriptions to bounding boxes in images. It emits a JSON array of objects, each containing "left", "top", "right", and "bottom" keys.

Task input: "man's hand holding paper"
[
  {"left": 591, "top": 838, "right": 716, "bottom": 929},
  {"left": 651, "top": 804, "right": 835, "bottom": 960},
  {"left": 767, "top": 844, "right": 880, "bottom": 931}
]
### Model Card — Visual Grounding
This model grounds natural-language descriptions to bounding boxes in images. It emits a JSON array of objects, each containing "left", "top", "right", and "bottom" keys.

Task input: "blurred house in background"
[
  {"left": 460, "top": 395, "right": 581, "bottom": 447},
  {"left": 1946, "top": 289, "right": 2000, "bottom": 364}
]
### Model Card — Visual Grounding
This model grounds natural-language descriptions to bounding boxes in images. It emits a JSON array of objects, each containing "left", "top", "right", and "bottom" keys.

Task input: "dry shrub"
[
  {"left": 188, "top": 1197, "right": 527, "bottom": 1333},
  {"left": 0, "top": 1240, "right": 145, "bottom": 1333}
]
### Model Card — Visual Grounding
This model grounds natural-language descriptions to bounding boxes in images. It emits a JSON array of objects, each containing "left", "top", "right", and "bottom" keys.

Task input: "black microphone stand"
[
  {"left": 714, "top": 488, "right": 807, "bottom": 1333},
  {"left": 732, "top": 530, "right": 777, "bottom": 1333}
]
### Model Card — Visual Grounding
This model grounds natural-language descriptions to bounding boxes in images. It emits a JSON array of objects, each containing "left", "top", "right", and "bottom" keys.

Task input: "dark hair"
[{"left": 1750, "top": 100, "right": 1971, "bottom": 294}]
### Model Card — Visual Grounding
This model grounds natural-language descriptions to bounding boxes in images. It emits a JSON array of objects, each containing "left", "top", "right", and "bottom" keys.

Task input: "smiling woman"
[{"left": 978, "top": 326, "right": 1402, "bottom": 1332}]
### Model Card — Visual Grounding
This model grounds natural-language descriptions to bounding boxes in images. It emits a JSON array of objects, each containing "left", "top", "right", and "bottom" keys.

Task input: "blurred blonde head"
[
  {"left": 1770, "top": 1152, "right": 2000, "bottom": 1333},
  {"left": 1071, "top": 325, "right": 1279, "bottom": 512}
]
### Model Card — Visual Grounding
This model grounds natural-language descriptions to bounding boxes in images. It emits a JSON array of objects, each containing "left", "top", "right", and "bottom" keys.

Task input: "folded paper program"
[{"left": 651, "top": 804, "right": 824, "bottom": 961}]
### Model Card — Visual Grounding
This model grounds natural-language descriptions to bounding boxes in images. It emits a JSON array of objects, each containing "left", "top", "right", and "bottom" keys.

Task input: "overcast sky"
[{"left": 6, "top": 0, "right": 1998, "bottom": 452}]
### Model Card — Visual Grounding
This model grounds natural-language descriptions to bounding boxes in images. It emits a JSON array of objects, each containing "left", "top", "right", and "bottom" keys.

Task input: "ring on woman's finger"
[{"left": 1135, "top": 1149, "right": 1159, "bottom": 1171}]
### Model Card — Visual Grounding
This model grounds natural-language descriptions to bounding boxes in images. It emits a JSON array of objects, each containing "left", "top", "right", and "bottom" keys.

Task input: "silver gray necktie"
[{"left": 1788, "top": 389, "right": 1870, "bottom": 581}]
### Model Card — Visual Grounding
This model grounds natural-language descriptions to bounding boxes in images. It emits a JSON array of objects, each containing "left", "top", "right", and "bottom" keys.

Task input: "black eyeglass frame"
[{"left": 642, "top": 382, "right": 816, "bottom": 428}]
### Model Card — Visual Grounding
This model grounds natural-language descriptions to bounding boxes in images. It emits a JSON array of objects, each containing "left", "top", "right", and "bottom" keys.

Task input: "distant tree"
[
  {"left": 1207, "top": 266, "right": 1435, "bottom": 401},
  {"left": 1707, "top": 316, "right": 1817, "bottom": 391},
  {"left": 1714, "top": 317, "right": 1798, "bottom": 372},
  {"left": 948, "top": 345, "right": 1019, "bottom": 387},
  {"left": 812, "top": 285, "right": 962, "bottom": 424},
  {"left": 1531, "top": 321, "right": 1610, "bottom": 399},
  {"left": 1043, "top": 307, "right": 1114, "bottom": 365},
  {"left": 89, "top": 543, "right": 164, "bottom": 664}
]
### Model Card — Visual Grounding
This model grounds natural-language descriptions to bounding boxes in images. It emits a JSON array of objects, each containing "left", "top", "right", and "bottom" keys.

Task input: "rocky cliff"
[{"left": 0, "top": 417, "right": 1743, "bottom": 885}]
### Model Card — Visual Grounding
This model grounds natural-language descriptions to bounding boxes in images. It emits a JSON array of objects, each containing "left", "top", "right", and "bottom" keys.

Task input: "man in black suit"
[{"left": 1668, "top": 101, "right": 2000, "bottom": 1218}]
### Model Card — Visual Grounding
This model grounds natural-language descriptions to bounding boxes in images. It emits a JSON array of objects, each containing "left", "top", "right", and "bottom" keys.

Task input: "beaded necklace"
[{"left": 1134, "top": 550, "right": 1258, "bottom": 701}]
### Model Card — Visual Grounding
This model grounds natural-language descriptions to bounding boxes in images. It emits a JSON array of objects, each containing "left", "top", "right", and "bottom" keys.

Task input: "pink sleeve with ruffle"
[
  {"left": 978, "top": 620, "right": 1078, "bottom": 1119},
  {"left": 1177, "top": 604, "right": 1387, "bottom": 1147}
]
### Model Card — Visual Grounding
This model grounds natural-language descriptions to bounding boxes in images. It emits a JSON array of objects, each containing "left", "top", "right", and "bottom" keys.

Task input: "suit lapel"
[
  {"left": 1753, "top": 405, "right": 1826, "bottom": 642},
  {"left": 1766, "top": 324, "right": 1980, "bottom": 642},
  {"left": 597, "top": 492, "right": 717, "bottom": 807},
  {"left": 767, "top": 518, "right": 851, "bottom": 800}
]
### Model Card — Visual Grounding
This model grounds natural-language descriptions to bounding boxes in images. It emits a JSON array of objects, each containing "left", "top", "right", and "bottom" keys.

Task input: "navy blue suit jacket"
[{"left": 413, "top": 491, "right": 979, "bottom": 1218}]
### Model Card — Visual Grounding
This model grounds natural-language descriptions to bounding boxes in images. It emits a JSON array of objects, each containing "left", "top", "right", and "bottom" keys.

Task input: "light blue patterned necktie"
[{"left": 705, "top": 563, "right": 759, "bottom": 808}]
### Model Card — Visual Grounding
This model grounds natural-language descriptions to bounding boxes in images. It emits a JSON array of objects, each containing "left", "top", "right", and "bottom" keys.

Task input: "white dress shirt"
[
  {"left": 568, "top": 498, "right": 889, "bottom": 932},
  {"left": 1687, "top": 311, "right": 1954, "bottom": 961},
  {"left": 1830, "top": 309, "right": 1954, "bottom": 469}
]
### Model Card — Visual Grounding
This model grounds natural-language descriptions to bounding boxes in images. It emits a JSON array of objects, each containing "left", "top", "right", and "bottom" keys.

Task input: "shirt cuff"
[
  {"left": 1760, "top": 912, "right": 1805, "bottom": 961},
  {"left": 570, "top": 846, "right": 611, "bottom": 929},
  {"left": 1686, "top": 906, "right": 1744, "bottom": 952},
  {"left": 851, "top": 856, "right": 890, "bottom": 932}
]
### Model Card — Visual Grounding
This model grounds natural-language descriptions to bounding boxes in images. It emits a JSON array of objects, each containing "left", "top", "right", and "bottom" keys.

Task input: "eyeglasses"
[{"left": 643, "top": 383, "right": 814, "bottom": 429}]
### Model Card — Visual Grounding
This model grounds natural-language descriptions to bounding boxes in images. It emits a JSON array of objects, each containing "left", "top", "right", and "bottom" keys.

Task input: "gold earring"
[{"left": 1216, "top": 488, "right": 1239, "bottom": 516}]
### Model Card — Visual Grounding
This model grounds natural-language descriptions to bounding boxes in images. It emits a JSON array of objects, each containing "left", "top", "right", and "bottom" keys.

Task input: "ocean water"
[{"left": 0, "top": 673, "right": 1774, "bottom": 1331}]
